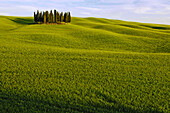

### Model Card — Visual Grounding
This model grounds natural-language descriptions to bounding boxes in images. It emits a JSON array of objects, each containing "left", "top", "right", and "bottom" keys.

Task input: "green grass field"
[{"left": 0, "top": 15, "right": 169, "bottom": 113}]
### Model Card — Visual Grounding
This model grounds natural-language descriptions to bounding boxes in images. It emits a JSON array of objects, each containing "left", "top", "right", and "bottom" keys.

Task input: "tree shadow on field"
[
  {"left": 0, "top": 91, "right": 164, "bottom": 113},
  {"left": 93, "top": 90, "right": 164, "bottom": 113},
  {"left": 8, "top": 17, "right": 36, "bottom": 25},
  {"left": 140, "top": 24, "right": 170, "bottom": 30}
]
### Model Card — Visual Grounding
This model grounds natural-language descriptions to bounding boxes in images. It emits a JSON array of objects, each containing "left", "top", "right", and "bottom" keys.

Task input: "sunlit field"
[{"left": 0, "top": 16, "right": 169, "bottom": 113}]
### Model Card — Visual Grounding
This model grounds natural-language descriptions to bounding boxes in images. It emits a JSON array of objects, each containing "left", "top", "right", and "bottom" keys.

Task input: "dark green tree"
[
  {"left": 60, "top": 12, "right": 64, "bottom": 23},
  {"left": 37, "top": 10, "right": 40, "bottom": 22},
  {"left": 34, "top": 12, "right": 37, "bottom": 22},
  {"left": 68, "top": 12, "right": 71, "bottom": 23},
  {"left": 64, "top": 12, "right": 68, "bottom": 23},
  {"left": 57, "top": 11, "right": 60, "bottom": 23},
  {"left": 54, "top": 10, "right": 57, "bottom": 23},
  {"left": 49, "top": 10, "right": 53, "bottom": 23},
  {"left": 46, "top": 11, "right": 49, "bottom": 23},
  {"left": 43, "top": 12, "right": 46, "bottom": 23},
  {"left": 64, "top": 12, "right": 66, "bottom": 22},
  {"left": 40, "top": 11, "right": 43, "bottom": 22}
]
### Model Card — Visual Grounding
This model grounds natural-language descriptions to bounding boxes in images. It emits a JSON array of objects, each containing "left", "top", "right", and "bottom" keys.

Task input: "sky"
[{"left": 1, "top": 0, "right": 170, "bottom": 25}]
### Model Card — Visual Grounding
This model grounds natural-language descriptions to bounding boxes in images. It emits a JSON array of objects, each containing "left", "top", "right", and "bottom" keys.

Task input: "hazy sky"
[{"left": 1, "top": 0, "right": 170, "bottom": 24}]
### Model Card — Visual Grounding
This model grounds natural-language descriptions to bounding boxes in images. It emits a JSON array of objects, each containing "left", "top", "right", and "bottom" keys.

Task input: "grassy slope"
[{"left": 0, "top": 16, "right": 169, "bottom": 113}]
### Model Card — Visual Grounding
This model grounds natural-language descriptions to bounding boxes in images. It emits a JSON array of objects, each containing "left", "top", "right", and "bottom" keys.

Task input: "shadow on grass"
[
  {"left": 0, "top": 91, "right": 163, "bottom": 113},
  {"left": 140, "top": 25, "right": 170, "bottom": 30},
  {"left": 8, "top": 17, "right": 36, "bottom": 25},
  {"left": 116, "top": 24, "right": 142, "bottom": 29},
  {"left": 8, "top": 17, "right": 66, "bottom": 25}
]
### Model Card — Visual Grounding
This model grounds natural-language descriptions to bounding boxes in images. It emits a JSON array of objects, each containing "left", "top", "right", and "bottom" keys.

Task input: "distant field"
[{"left": 0, "top": 16, "right": 169, "bottom": 113}]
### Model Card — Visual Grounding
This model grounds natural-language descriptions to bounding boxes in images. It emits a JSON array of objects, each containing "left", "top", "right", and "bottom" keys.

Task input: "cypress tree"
[
  {"left": 54, "top": 10, "right": 57, "bottom": 23},
  {"left": 49, "top": 11, "right": 51, "bottom": 23},
  {"left": 64, "top": 12, "right": 66, "bottom": 23},
  {"left": 37, "top": 10, "right": 39, "bottom": 22},
  {"left": 46, "top": 11, "right": 49, "bottom": 23},
  {"left": 42, "top": 12, "right": 44, "bottom": 23},
  {"left": 57, "top": 11, "right": 60, "bottom": 23},
  {"left": 68, "top": 12, "right": 71, "bottom": 23},
  {"left": 34, "top": 12, "right": 37, "bottom": 22},
  {"left": 40, "top": 12, "right": 43, "bottom": 22},
  {"left": 60, "top": 12, "right": 64, "bottom": 23},
  {"left": 49, "top": 10, "right": 53, "bottom": 23},
  {"left": 51, "top": 11, "right": 53, "bottom": 23},
  {"left": 43, "top": 12, "right": 46, "bottom": 23},
  {"left": 66, "top": 12, "right": 69, "bottom": 23},
  {"left": 64, "top": 12, "right": 68, "bottom": 23}
]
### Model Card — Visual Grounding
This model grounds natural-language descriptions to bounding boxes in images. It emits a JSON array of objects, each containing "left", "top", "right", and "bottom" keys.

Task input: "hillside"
[{"left": 0, "top": 16, "right": 169, "bottom": 113}]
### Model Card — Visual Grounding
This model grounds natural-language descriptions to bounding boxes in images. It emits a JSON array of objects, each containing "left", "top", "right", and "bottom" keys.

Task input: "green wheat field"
[{"left": 0, "top": 16, "right": 170, "bottom": 113}]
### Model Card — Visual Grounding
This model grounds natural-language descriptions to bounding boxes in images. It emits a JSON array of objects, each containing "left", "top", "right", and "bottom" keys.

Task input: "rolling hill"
[{"left": 0, "top": 16, "right": 169, "bottom": 113}]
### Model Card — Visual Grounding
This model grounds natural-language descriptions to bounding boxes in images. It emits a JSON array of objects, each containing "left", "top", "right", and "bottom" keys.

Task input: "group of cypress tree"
[{"left": 34, "top": 10, "right": 71, "bottom": 24}]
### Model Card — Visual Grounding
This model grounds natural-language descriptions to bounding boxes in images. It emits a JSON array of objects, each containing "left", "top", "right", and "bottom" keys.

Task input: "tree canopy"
[{"left": 34, "top": 10, "right": 71, "bottom": 24}]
